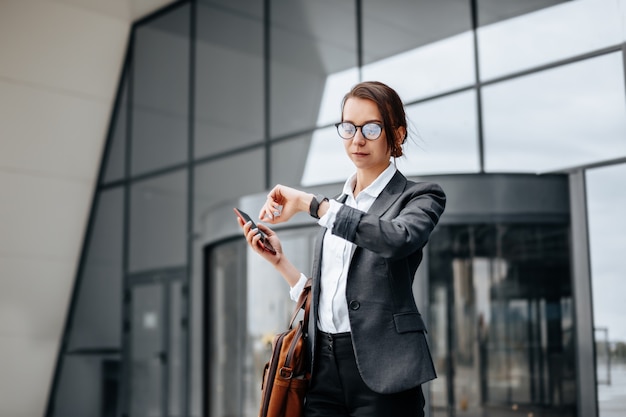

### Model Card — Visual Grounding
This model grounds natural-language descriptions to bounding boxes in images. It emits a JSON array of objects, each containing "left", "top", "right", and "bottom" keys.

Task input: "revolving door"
[{"left": 428, "top": 224, "right": 576, "bottom": 417}]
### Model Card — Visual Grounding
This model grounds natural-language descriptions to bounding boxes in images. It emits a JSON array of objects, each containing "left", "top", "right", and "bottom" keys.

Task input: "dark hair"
[{"left": 341, "top": 81, "right": 408, "bottom": 158}]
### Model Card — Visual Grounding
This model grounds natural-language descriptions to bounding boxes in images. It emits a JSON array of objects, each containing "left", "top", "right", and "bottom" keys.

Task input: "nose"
[{"left": 351, "top": 128, "right": 367, "bottom": 144}]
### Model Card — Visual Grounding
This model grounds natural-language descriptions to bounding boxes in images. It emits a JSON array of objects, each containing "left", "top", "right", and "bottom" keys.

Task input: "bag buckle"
[{"left": 279, "top": 367, "right": 293, "bottom": 379}]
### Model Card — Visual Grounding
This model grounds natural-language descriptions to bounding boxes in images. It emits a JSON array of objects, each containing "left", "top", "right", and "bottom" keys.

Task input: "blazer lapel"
[{"left": 367, "top": 170, "right": 407, "bottom": 217}]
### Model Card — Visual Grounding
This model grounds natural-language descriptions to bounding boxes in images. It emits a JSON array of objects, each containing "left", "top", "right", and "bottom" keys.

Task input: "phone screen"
[{"left": 233, "top": 208, "right": 276, "bottom": 254}]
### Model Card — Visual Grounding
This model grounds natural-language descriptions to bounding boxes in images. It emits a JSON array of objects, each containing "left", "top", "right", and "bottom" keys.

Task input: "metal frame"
[{"left": 569, "top": 171, "right": 599, "bottom": 417}]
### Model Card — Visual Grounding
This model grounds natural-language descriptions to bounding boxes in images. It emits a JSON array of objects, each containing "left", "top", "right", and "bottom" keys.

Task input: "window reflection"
[
  {"left": 301, "top": 126, "right": 353, "bottom": 186},
  {"left": 194, "top": 2, "right": 264, "bottom": 159},
  {"left": 398, "top": 91, "right": 479, "bottom": 175},
  {"left": 362, "top": 32, "right": 475, "bottom": 103},
  {"left": 129, "top": 170, "right": 187, "bottom": 272},
  {"left": 478, "top": 1, "right": 625, "bottom": 80},
  {"left": 587, "top": 163, "right": 626, "bottom": 417},
  {"left": 132, "top": 5, "right": 189, "bottom": 175},
  {"left": 361, "top": 0, "right": 474, "bottom": 102},
  {"left": 270, "top": 0, "right": 357, "bottom": 138},
  {"left": 428, "top": 224, "right": 575, "bottom": 417},
  {"left": 483, "top": 52, "right": 626, "bottom": 173}
]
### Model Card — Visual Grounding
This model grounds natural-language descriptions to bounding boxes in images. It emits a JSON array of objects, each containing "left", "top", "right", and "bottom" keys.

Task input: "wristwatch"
[{"left": 309, "top": 194, "right": 329, "bottom": 219}]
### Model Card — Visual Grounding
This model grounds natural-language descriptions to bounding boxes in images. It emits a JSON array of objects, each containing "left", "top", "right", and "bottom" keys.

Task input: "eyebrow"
[{"left": 341, "top": 119, "right": 383, "bottom": 124}]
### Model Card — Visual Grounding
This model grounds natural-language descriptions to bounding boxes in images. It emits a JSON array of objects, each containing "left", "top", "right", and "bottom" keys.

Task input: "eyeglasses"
[{"left": 335, "top": 122, "right": 383, "bottom": 140}]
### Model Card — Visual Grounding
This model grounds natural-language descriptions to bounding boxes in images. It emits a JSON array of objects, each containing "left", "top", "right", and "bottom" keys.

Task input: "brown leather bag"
[{"left": 259, "top": 279, "right": 312, "bottom": 417}]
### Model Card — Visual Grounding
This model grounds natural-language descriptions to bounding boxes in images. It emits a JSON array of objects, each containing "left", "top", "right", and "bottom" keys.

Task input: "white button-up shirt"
[{"left": 290, "top": 163, "right": 397, "bottom": 333}]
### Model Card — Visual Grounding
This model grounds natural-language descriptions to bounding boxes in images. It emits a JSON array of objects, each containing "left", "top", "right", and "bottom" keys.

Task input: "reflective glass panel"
[
  {"left": 483, "top": 52, "right": 626, "bottom": 173},
  {"left": 132, "top": 4, "right": 189, "bottom": 175},
  {"left": 194, "top": 2, "right": 264, "bottom": 158},
  {"left": 361, "top": 0, "right": 474, "bottom": 102},
  {"left": 270, "top": 0, "right": 357, "bottom": 137},
  {"left": 300, "top": 126, "right": 352, "bottom": 186},
  {"left": 587, "top": 163, "right": 626, "bottom": 417},
  {"left": 478, "top": 1, "right": 625, "bottom": 80},
  {"left": 428, "top": 224, "right": 576, "bottom": 417},
  {"left": 397, "top": 91, "right": 479, "bottom": 176},
  {"left": 271, "top": 135, "right": 314, "bottom": 187},
  {"left": 193, "top": 148, "right": 265, "bottom": 231},
  {"left": 129, "top": 170, "right": 187, "bottom": 272},
  {"left": 50, "top": 355, "right": 120, "bottom": 417},
  {"left": 68, "top": 188, "right": 123, "bottom": 350},
  {"left": 476, "top": 0, "right": 566, "bottom": 27},
  {"left": 103, "top": 73, "right": 128, "bottom": 184}
]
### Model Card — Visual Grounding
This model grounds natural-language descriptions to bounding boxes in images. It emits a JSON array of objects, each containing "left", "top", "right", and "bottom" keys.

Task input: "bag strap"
[{"left": 288, "top": 278, "right": 312, "bottom": 329}]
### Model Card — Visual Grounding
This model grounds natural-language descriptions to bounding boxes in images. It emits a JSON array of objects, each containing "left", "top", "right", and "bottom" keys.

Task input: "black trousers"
[{"left": 304, "top": 331, "right": 425, "bottom": 417}]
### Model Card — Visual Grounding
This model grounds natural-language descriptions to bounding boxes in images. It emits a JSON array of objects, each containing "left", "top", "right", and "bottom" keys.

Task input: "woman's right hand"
[{"left": 237, "top": 216, "right": 283, "bottom": 265}]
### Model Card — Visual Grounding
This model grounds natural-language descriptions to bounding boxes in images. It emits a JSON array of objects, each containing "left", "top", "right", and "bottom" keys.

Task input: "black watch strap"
[{"left": 309, "top": 194, "right": 329, "bottom": 219}]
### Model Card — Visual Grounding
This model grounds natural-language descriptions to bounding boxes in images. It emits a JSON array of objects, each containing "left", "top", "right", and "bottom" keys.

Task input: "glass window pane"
[
  {"left": 51, "top": 356, "right": 120, "bottom": 417},
  {"left": 477, "top": 0, "right": 566, "bottom": 27},
  {"left": 398, "top": 91, "right": 479, "bottom": 176},
  {"left": 194, "top": 148, "right": 265, "bottom": 231},
  {"left": 270, "top": 0, "right": 358, "bottom": 137},
  {"left": 129, "top": 170, "right": 187, "bottom": 272},
  {"left": 194, "top": 2, "right": 264, "bottom": 159},
  {"left": 270, "top": 136, "right": 313, "bottom": 187},
  {"left": 587, "top": 163, "right": 626, "bottom": 417},
  {"left": 103, "top": 73, "right": 128, "bottom": 184},
  {"left": 68, "top": 188, "right": 123, "bottom": 350},
  {"left": 478, "top": 1, "right": 625, "bottom": 80},
  {"left": 483, "top": 53, "right": 626, "bottom": 173},
  {"left": 197, "top": 0, "right": 262, "bottom": 18},
  {"left": 362, "top": 0, "right": 474, "bottom": 102},
  {"left": 132, "top": 4, "right": 190, "bottom": 175},
  {"left": 301, "top": 126, "right": 352, "bottom": 186}
]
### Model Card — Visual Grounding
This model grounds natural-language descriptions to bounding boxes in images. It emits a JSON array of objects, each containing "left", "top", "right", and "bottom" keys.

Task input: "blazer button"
[{"left": 349, "top": 300, "right": 360, "bottom": 310}]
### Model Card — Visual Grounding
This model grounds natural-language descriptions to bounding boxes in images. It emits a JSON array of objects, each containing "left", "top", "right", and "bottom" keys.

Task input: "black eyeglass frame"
[{"left": 335, "top": 122, "right": 384, "bottom": 140}]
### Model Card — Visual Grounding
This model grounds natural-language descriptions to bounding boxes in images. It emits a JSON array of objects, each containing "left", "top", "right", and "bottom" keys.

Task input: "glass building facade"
[{"left": 46, "top": 1, "right": 626, "bottom": 417}]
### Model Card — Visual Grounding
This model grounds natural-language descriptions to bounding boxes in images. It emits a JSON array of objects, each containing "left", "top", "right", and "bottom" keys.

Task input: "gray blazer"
[{"left": 306, "top": 171, "right": 446, "bottom": 394}]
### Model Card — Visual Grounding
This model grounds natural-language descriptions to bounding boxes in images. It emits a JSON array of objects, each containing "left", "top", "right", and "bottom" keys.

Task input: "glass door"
[
  {"left": 125, "top": 268, "right": 186, "bottom": 417},
  {"left": 428, "top": 224, "right": 576, "bottom": 417}
]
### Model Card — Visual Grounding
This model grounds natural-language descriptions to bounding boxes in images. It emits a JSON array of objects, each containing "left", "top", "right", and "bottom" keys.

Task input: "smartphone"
[{"left": 233, "top": 208, "right": 277, "bottom": 254}]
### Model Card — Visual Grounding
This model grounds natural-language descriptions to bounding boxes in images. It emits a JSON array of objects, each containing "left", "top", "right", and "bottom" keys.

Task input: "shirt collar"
[{"left": 342, "top": 163, "right": 397, "bottom": 199}]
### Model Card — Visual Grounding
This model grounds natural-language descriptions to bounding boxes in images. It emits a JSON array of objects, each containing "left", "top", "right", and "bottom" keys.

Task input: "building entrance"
[
  {"left": 200, "top": 173, "right": 584, "bottom": 417},
  {"left": 428, "top": 224, "right": 576, "bottom": 417}
]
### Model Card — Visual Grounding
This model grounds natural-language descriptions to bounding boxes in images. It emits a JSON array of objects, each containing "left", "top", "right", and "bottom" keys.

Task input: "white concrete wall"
[{"left": 0, "top": 1, "right": 172, "bottom": 416}]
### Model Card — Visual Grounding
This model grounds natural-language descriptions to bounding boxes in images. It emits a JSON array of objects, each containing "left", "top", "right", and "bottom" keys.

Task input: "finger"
[
  {"left": 257, "top": 223, "right": 272, "bottom": 236},
  {"left": 270, "top": 202, "right": 282, "bottom": 218},
  {"left": 241, "top": 220, "right": 252, "bottom": 233},
  {"left": 260, "top": 204, "right": 275, "bottom": 222},
  {"left": 250, "top": 230, "right": 264, "bottom": 251}
]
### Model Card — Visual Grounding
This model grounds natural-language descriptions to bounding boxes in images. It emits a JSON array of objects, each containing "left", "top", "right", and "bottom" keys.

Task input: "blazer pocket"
[{"left": 393, "top": 312, "right": 427, "bottom": 334}]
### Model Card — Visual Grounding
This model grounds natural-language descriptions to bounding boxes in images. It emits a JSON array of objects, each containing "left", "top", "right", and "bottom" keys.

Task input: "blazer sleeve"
[{"left": 331, "top": 181, "right": 446, "bottom": 260}]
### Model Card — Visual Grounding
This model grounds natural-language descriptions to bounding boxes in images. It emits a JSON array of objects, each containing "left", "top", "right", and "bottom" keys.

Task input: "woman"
[{"left": 238, "top": 81, "right": 446, "bottom": 417}]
